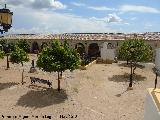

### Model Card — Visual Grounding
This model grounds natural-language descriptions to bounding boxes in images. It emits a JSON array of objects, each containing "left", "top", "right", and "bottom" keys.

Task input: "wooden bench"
[{"left": 30, "top": 77, "right": 52, "bottom": 88}]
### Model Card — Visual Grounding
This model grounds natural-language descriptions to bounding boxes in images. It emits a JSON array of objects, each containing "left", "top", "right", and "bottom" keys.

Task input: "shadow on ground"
[
  {"left": 152, "top": 67, "right": 160, "bottom": 76},
  {"left": 118, "top": 62, "right": 145, "bottom": 69},
  {"left": 16, "top": 88, "right": 68, "bottom": 108},
  {"left": 0, "top": 82, "right": 19, "bottom": 91},
  {"left": 108, "top": 73, "right": 146, "bottom": 83},
  {"left": 152, "top": 67, "right": 157, "bottom": 75},
  {"left": 115, "top": 89, "right": 128, "bottom": 97}
]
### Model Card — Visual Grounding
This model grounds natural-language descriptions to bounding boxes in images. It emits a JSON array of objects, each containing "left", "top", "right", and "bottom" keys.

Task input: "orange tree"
[
  {"left": 37, "top": 40, "right": 81, "bottom": 91},
  {"left": 118, "top": 38, "right": 153, "bottom": 88},
  {"left": 118, "top": 38, "right": 153, "bottom": 67},
  {"left": 16, "top": 39, "right": 30, "bottom": 53},
  {"left": 10, "top": 46, "right": 29, "bottom": 84}
]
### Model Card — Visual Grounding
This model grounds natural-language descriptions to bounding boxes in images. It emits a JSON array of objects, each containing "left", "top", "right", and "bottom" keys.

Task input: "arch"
[
  {"left": 88, "top": 43, "right": 100, "bottom": 58},
  {"left": 107, "top": 43, "right": 113, "bottom": 49},
  {"left": 41, "top": 42, "right": 48, "bottom": 50},
  {"left": 32, "top": 41, "right": 39, "bottom": 53},
  {"left": 75, "top": 43, "right": 85, "bottom": 57}
]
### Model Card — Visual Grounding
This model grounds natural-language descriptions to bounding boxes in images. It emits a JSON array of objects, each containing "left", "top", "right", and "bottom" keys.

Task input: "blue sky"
[{"left": 1, "top": 0, "right": 160, "bottom": 34}]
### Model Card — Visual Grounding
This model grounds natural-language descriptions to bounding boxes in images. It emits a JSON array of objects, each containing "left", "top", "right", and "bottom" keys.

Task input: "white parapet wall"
[
  {"left": 101, "top": 49, "right": 116, "bottom": 61},
  {"left": 100, "top": 42, "right": 116, "bottom": 61},
  {"left": 155, "top": 48, "right": 160, "bottom": 71},
  {"left": 144, "top": 88, "right": 160, "bottom": 120}
]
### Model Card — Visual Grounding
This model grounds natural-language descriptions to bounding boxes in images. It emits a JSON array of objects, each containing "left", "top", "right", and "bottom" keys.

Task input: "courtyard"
[{"left": 0, "top": 54, "right": 159, "bottom": 120}]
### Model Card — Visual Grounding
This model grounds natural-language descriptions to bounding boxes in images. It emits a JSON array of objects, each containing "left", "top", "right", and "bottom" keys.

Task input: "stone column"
[
  {"left": 98, "top": 42, "right": 103, "bottom": 58},
  {"left": 84, "top": 42, "right": 88, "bottom": 54}
]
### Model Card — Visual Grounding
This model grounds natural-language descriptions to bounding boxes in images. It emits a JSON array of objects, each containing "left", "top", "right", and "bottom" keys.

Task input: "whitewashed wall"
[
  {"left": 155, "top": 48, "right": 160, "bottom": 71},
  {"left": 100, "top": 42, "right": 116, "bottom": 61}
]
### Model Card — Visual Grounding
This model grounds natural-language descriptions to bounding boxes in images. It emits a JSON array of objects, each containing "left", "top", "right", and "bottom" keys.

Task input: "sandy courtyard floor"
[{"left": 0, "top": 54, "right": 159, "bottom": 120}]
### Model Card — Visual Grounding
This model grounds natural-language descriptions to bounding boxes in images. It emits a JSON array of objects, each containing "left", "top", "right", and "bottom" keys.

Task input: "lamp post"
[
  {"left": 0, "top": 4, "right": 13, "bottom": 34},
  {"left": 29, "top": 59, "right": 37, "bottom": 73}
]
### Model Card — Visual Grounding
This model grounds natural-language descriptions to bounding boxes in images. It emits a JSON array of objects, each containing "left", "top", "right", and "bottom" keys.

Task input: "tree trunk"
[
  {"left": 129, "top": 61, "right": 133, "bottom": 87},
  {"left": 6, "top": 55, "right": 9, "bottom": 69},
  {"left": 127, "top": 59, "right": 129, "bottom": 65},
  {"left": 58, "top": 72, "right": 61, "bottom": 91},
  {"left": 60, "top": 71, "right": 63, "bottom": 79},
  {"left": 22, "top": 69, "right": 24, "bottom": 85},
  {"left": 133, "top": 62, "right": 137, "bottom": 74},
  {"left": 21, "top": 62, "right": 24, "bottom": 85}
]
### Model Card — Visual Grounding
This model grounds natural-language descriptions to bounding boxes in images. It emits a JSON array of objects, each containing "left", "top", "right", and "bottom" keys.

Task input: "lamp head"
[{"left": 0, "top": 4, "right": 13, "bottom": 34}]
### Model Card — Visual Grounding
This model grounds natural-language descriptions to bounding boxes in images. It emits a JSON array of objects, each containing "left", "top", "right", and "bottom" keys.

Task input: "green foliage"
[
  {"left": 10, "top": 46, "right": 29, "bottom": 66},
  {"left": 37, "top": 40, "right": 81, "bottom": 91},
  {"left": 37, "top": 40, "right": 81, "bottom": 73},
  {"left": 0, "top": 50, "right": 4, "bottom": 59},
  {"left": 8, "top": 42, "right": 16, "bottom": 51},
  {"left": 118, "top": 38, "right": 153, "bottom": 62},
  {"left": 41, "top": 42, "right": 48, "bottom": 50},
  {"left": 16, "top": 40, "right": 30, "bottom": 52},
  {"left": 63, "top": 40, "right": 81, "bottom": 71},
  {"left": 0, "top": 39, "right": 7, "bottom": 47},
  {"left": 0, "top": 39, "right": 30, "bottom": 53},
  {"left": 0, "top": 39, "right": 7, "bottom": 52}
]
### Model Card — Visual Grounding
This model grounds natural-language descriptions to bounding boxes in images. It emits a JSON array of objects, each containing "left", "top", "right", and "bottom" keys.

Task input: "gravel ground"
[{"left": 0, "top": 54, "right": 159, "bottom": 120}]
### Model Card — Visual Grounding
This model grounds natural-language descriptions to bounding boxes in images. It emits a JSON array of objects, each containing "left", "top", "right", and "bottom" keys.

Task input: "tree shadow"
[
  {"left": 135, "top": 64, "right": 145, "bottom": 69},
  {"left": 115, "top": 89, "right": 128, "bottom": 97},
  {"left": 118, "top": 62, "right": 129, "bottom": 67},
  {"left": 16, "top": 88, "right": 68, "bottom": 109},
  {"left": 0, "top": 82, "right": 19, "bottom": 91},
  {"left": 152, "top": 67, "right": 160, "bottom": 76},
  {"left": 118, "top": 62, "right": 145, "bottom": 69},
  {"left": 152, "top": 67, "right": 157, "bottom": 74},
  {"left": 108, "top": 73, "right": 146, "bottom": 83}
]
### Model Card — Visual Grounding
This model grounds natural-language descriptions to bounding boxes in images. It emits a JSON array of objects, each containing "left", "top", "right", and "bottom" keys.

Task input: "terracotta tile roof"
[{"left": 0, "top": 32, "right": 160, "bottom": 41}]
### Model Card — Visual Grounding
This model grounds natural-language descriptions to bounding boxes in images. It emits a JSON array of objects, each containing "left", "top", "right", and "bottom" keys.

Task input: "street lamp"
[{"left": 0, "top": 4, "right": 13, "bottom": 34}]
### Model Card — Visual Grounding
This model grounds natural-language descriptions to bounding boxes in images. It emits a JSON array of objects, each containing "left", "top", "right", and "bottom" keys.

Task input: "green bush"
[
  {"left": 10, "top": 46, "right": 29, "bottom": 66},
  {"left": 16, "top": 40, "right": 30, "bottom": 53},
  {"left": 118, "top": 38, "right": 153, "bottom": 63}
]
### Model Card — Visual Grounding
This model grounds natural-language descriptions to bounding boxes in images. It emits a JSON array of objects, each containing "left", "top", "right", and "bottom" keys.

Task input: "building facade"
[{"left": 0, "top": 32, "right": 160, "bottom": 58}]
